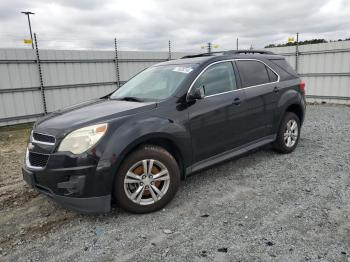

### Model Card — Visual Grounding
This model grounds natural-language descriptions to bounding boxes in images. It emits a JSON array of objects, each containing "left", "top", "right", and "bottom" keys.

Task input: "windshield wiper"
[{"left": 114, "top": 96, "right": 144, "bottom": 102}]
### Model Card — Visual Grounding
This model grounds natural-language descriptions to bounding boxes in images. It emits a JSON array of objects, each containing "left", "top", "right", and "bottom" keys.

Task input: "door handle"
[
  {"left": 273, "top": 86, "right": 279, "bottom": 93},
  {"left": 233, "top": 97, "right": 241, "bottom": 105}
]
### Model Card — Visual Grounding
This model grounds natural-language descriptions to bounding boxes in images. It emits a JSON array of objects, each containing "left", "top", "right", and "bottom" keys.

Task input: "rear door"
[
  {"left": 188, "top": 61, "right": 247, "bottom": 163},
  {"left": 235, "top": 59, "right": 280, "bottom": 142}
]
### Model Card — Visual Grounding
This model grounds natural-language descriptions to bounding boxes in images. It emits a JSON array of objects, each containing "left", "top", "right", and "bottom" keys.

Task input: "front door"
[{"left": 188, "top": 61, "right": 247, "bottom": 163}]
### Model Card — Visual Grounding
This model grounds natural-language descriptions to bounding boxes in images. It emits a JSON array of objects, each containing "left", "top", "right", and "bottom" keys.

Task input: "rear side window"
[
  {"left": 236, "top": 60, "right": 271, "bottom": 87},
  {"left": 269, "top": 59, "right": 298, "bottom": 80},
  {"left": 193, "top": 62, "right": 237, "bottom": 96},
  {"left": 266, "top": 66, "right": 278, "bottom": 82}
]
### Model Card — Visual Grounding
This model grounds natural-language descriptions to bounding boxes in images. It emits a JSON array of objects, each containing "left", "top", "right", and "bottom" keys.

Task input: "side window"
[
  {"left": 236, "top": 60, "right": 270, "bottom": 87},
  {"left": 193, "top": 62, "right": 237, "bottom": 96},
  {"left": 266, "top": 66, "right": 278, "bottom": 82},
  {"left": 269, "top": 59, "right": 298, "bottom": 80}
]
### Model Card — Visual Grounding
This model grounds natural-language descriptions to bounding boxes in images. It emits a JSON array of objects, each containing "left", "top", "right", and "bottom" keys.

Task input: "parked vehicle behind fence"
[{"left": 22, "top": 50, "right": 306, "bottom": 213}]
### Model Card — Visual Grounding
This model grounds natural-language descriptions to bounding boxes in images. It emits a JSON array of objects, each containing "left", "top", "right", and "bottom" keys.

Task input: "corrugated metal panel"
[
  {"left": 1, "top": 44, "right": 349, "bottom": 126},
  {"left": 0, "top": 48, "right": 42, "bottom": 125},
  {"left": 265, "top": 41, "right": 350, "bottom": 104},
  {"left": 45, "top": 85, "right": 116, "bottom": 112},
  {"left": 0, "top": 49, "right": 193, "bottom": 126}
]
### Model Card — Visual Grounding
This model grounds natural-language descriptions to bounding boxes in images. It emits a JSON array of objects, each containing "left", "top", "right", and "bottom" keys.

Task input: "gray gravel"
[{"left": 1, "top": 104, "right": 350, "bottom": 262}]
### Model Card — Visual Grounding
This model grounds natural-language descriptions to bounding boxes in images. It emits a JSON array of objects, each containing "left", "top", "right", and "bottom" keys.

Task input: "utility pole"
[
  {"left": 114, "top": 38, "right": 121, "bottom": 88},
  {"left": 207, "top": 42, "right": 212, "bottom": 53},
  {"left": 295, "top": 32, "right": 299, "bottom": 73},
  {"left": 201, "top": 42, "right": 218, "bottom": 53},
  {"left": 21, "top": 11, "right": 35, "bottom": 49},
  {"left": 168, "top": 40, "right": 172, "bottom": 60}
]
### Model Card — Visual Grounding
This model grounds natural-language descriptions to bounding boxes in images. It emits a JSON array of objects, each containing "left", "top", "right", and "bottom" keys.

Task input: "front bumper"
[{"left": 22, "top": 165, "right": 111, "bottom": 213}]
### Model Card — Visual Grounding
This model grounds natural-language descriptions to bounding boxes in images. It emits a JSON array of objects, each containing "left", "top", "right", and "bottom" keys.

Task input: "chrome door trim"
[{"left": 186, "top": 58, "right": 281, "bottom": 101}]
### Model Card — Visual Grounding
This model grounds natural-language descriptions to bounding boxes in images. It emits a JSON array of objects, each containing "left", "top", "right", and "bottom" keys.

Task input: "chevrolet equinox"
[{"left": 22, "top": 50, "right": 306, "bottom": 213}]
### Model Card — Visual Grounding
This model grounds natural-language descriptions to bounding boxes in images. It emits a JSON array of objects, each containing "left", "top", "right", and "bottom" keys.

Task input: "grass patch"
[{"left": 0, "top": 123, "right": 33, "bottom": 133}]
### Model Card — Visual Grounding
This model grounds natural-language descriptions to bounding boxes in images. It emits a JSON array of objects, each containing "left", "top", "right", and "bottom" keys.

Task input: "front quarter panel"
[{"left": 97, "top": 114, "right": 191, "bottom": 192}]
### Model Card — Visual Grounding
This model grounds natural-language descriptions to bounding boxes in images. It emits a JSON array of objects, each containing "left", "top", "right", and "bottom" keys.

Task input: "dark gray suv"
[{"left": 22, "top": 50, "right": 306, "bottom": 214}]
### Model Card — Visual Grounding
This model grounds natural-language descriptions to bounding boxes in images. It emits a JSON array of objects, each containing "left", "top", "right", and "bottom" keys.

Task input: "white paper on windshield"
[{"left": 172, "top": 67, "right": 193, "bottom": 74}]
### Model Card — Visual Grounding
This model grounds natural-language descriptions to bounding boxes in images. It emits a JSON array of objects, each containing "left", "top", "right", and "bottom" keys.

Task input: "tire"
[
  {"left": 113, "top": 145, "right": 180, "bottom": 213},
  {"left": 273, "top": 112, "right": 301, "bottom": 154}
]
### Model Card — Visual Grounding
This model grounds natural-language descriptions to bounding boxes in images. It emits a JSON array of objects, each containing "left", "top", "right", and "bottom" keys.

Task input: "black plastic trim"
[
  {"left": 187, "top": 135, "right": 276, "bottom": 174},
  {"left": 22, "top": 167, "right": 111, "bottom": 213}
]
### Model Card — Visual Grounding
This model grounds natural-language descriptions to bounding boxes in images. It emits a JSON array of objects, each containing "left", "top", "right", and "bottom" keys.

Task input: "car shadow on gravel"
[{"left": 106, "top": 144, "right": 281, "bottom": 217}]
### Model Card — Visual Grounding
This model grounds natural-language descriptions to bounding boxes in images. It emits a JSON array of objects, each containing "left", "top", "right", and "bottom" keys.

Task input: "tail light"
[{"left": 299, "top": 80, "right": 305, "bottom": 93}]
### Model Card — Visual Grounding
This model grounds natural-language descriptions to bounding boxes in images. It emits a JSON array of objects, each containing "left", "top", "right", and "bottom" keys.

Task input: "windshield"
[{"left": 110, "top": 64, "right": 198, "bottom": 101}]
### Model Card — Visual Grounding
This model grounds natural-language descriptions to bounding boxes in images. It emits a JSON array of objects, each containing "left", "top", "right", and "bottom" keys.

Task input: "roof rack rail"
[
  {"left": 181, "top": 49, "right": 275, "bottom": 59},
  {"left": 224, "top": 50, "right": 275, "bottom": 55},
  {"left": 181, "top": 52, "right": 224, "bottom": 59}
]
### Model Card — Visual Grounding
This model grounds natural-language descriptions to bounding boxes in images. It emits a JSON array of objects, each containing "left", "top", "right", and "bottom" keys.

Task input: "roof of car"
[
  {"left": 157, "top": 56, "right": 213, "bottom": 66},
  {"left": 156, "top": 50, "right": 285, "bottom": 67}
]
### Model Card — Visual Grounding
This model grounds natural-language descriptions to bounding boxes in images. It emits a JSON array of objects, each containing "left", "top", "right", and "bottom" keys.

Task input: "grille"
[
  {"left": 29, "top": 152, "right": 49, "bottom": 167},
  {"left": 33, "top": 132, "right": 55, "bottom": 144}
]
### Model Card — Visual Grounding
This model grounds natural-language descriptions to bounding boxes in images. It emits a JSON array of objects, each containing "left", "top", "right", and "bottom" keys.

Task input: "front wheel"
[
  {"left": 113, "top": 145, "right": 180, "bottom": 213},
  {"left": 273, "top": 112, "right": 301, "bottom": 154}
]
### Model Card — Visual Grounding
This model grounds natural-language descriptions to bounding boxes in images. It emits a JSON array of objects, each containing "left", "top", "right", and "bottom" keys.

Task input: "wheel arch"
[
  {"left": 285, "top": 103, "right": 304, "bottom": 124},
  {"left": 275, "top": 89, "right": 305, "bottom": 133},
  {"left": 112, "top": 133, "right": 187, "bottom": 183}
]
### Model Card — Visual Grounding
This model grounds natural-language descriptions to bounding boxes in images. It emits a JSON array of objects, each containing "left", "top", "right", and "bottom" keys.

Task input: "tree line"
[{"left": 265, "top": 37, "right": 350, "bottom": 48}]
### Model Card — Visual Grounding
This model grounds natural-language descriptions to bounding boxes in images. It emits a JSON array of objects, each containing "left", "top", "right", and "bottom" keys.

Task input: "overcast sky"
[{"left": 0, "top": 0, "right": 349, "bottom": 52}]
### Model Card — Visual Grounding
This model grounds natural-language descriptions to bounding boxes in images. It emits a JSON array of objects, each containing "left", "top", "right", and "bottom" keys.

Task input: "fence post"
[
  {"left": 295, "top": 32, "right": 299, "bottom": 73},
  {"left": 168, "top": 40, "right": 172, "bottom": 60},
  {"left": 34, "top": 33, "right": 47, "bottom": 114},
  {"left": 114, "top": 38, "right": 121, "bottom": 88}
]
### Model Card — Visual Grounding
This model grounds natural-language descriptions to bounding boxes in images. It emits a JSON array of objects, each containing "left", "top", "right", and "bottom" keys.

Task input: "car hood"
[{"left": 34, "top": 99, "right": 157, "bottom": 135}]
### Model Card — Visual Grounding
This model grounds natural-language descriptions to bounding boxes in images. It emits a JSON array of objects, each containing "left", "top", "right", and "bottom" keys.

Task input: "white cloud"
[{"left": 0, "top": 0, "right": 349, "bottom": 51}]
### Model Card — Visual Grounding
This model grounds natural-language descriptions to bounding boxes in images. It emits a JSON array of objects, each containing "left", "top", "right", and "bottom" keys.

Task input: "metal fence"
[
  {"left": 265, "top": 40, "right": 350, "bottom": 105},
  {"left": 1, "top": 40, "right": 350, "bottom": 126},
  {"left": 0, "top": 38, "right": 191, "bottom": 126}
]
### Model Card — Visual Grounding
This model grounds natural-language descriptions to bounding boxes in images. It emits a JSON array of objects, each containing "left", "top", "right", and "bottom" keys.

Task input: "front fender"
[{"left": 97, "top": 116, "right": 191, "bottom": 192}]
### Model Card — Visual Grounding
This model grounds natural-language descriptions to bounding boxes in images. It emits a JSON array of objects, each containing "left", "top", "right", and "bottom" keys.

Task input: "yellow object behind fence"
[{"left": 288, "top": 37, "right": 295, "bottom": 43}]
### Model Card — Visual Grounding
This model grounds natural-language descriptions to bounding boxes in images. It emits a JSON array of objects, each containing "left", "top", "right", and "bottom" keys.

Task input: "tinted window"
[
  {"left": 266, "top": 66, "right": 278, "bottom": 82},
  {"left": 110, "top": 64, "right": 197, "bottom": 101},
  {"left": 193, "top": 62, "right": 236, "bottom": 96},
  {"left": 270, "top": 59, "right": 298, "bottom": 80},
  {"left": 236, "top": 60, "right": 270, "bottom": 87}
]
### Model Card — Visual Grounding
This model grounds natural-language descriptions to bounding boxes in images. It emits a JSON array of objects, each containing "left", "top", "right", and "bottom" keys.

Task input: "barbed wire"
[{"left": 0, "top": 37, "right": 178, "bottom": 51}]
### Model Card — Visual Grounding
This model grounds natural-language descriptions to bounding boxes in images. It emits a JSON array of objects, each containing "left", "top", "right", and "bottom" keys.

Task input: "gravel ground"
[{"left": 0, "top": 104, "right": 349, "bottom": 262}]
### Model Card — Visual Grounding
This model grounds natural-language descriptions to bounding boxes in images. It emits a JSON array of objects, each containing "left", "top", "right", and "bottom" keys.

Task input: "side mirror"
[{"left": 188, "top": 86, "right": 205, "bottom": 101}]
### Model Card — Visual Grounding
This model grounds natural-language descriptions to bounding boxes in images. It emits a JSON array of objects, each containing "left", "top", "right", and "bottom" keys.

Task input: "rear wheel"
[
  {"left": 114, "top": 145, "right": 180, "bottom": 213},
  {"left": 273, "top": 112, "right": 301, "bottom": 154}
]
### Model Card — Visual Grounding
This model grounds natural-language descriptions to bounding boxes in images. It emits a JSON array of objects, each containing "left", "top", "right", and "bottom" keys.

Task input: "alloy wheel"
[
  {"left": 284, "top": 119, "right": 299, "bottom": 147},
  {"left": 124, "top": 159, "right": 170, "bottom": 206}
]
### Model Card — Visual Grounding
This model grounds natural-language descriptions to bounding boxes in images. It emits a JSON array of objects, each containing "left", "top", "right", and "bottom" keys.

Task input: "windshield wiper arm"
[{"left": 114, "top": 96, "right": 144, "bottom": 102}]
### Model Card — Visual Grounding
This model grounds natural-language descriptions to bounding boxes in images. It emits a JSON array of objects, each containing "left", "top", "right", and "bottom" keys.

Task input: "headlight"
[{"left": 58, "top": 123, "right": 108, "bottom": 154}]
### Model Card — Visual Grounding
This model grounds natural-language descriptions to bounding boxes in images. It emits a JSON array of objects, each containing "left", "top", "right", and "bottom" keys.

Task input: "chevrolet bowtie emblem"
[{"left": 28, "top": 142, "right": 34, "bottom": 150}]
